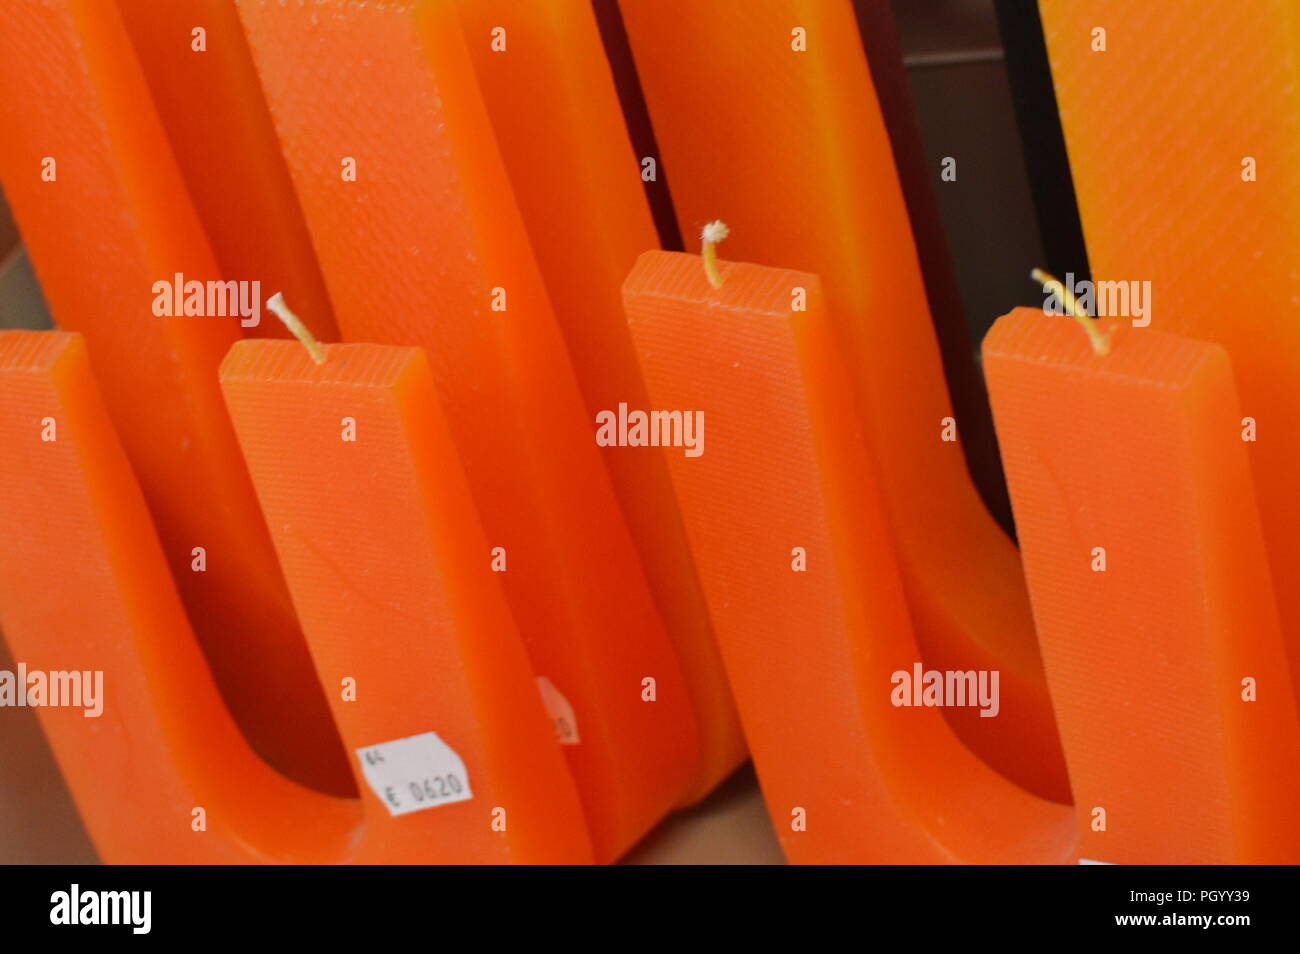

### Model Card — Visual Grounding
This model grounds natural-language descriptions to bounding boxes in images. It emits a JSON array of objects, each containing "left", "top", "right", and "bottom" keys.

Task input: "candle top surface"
[
  {"left": 221, "top": 338, "right": 426, "bottom": 388},
  {"left": 985, "top": 307, "right": 1230, "bottom": 390},
  {"left": 624, "top": 250, "right": 822, "bottom": 318},
  {"left": 0, "top": 330, "right": 82, "bottom": 374}
]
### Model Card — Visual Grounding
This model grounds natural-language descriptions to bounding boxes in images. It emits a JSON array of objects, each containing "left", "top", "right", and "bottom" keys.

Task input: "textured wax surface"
[
  {"left": 1042, "top": 0, "right": 1300, "bottom": 703},
  {"left": 238, "top": 0, "right": 701, "bottom": 860},
  {"left": 619, "top": 0, "right": 1066, "bottom": 800},
  {"left": 0, "top": 331, "right": 359, "bottom": 864},
  {"left": 0, "top": 0, "right": 350, "bottom": 795},
  {"left": 454, "top": 0, "right": 745, "bottom": 800},
  {"left": 116, "top": 0, "right": 338, "bottom": 341},
  {"left": 986, "top": 308, "right": 1300, "bottom": 863},
  {"left": 221, "top": 340, "right": 592, "bottom": 863},
  {"left": 625, "top": 253, "right": 1074, "bottom": 863}
]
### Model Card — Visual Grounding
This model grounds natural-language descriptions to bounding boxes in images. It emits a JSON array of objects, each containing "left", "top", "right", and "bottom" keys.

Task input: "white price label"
[
  {"left": 355, "top": 731, "right": 473, "bottom": 817},
  {"left": 536, "top": 676, "right": 580, "bottom": 745}
]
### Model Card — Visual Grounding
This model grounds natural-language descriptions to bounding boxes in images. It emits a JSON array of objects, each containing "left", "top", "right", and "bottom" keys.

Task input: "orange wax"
[
  {"left": 1040, "top": 0, "right": 1300, "bottom": 701},
  {"left": 0, "top": 0, "right": 347, "bottom": 795},
  {"left": 238, "top": 0, "right": 700, "bottom": 859},
  {"left": 0, "top": 330, "right": 591, "bottom": 864},
  {"left": 985, "top": 308, "right": 1300, "bottom": 863},
  {"left": 452, "top": 0, "right": 744, "bottom": 800},
  {"left": 115, "top": 0, "right": 337, "bottom": 341},
  {"left": 624, "top": 253, "right": 1298, "bottom": 863},
  {"left": 623, "top": 251, "right": 1072, "bottom": 863},
  {"left": 618, "top": 0, "right": 1065, "bottom": 799},
  {"left": 221, "top": 339, "right": 593, "bottom": 863}
]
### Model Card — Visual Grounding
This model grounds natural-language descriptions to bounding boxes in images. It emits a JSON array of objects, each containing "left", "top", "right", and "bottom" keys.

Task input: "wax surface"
[
  {"left": 0, "top": 331, "right": 351, "bottom": 863},
  {"left": 0, "top": 330, "right": 590, "bottom": 863},
  {"left": 116, "top": 0, "right": 337, "bottom": 340},
  {"left": 985, "top": 308, "right": 1300, "bottom": 862},
  {"left": 239, "top": 0, "right": 700, "bottom": 859},
  {"left": 222, "top": 340, "right": 593, "bottom": 863},
  {"left": 623, "top": 251, "right": 1073, "bottom": 863},
  {"left": 619, "top": 0, "right": 1066, "bottom": 799},
  {"left": 624, "top": 255, "right": 1298, "bottom": 862},
  {"left": 1040, "top": 0, "right": 1300, "bottom": 703},
  {"left": 0, "top": 0, "right": 348, "bottom": 795},
  {"left": 454, "top": 0, "right": 745, "bottom": 801}
]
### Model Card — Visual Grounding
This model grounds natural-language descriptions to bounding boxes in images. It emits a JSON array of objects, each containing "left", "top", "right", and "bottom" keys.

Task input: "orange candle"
[
  {"left": 221, "top": 338, "right": 593, "bottom": 863},
  {"left": 0, "top": 330, "right": 590, "bottom": 863},
  {"left": 623, "top": 251, "right": 1070, "bottom": 863},
  {"left": 1040, "top": 0, "right": 1300, "bottom": 699},
  {"left": 624, "top": 252, "right": 1299, "bottom": 862},
  {"left": 0, "top": 0, "right": 347, "bottom": 794},
  {"left": 115, "top": 0, "right": 337, "bottom": 340},
  {"left": 618, "top": 0, "right": 1065, "bottom": 799},
  {"left": 453, "top": 0, "right": 745, "bottom": 800},
  {"left": 985, "top": 309, "right": 1300, "bottom": 863},
  {"left": 238, "top": 0, "right": 700, "bottom": 859}
]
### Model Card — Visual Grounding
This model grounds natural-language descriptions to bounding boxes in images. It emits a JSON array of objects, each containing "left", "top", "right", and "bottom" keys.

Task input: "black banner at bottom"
[{"left": 0, "top": 863, "right": 1280, "bottom": 941}]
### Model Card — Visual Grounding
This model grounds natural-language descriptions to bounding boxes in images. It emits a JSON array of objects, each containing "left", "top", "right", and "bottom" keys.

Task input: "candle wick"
[
  {"left": 701, "top": 219, "right": 730, "bottom": 289},
  {"left": 1031, "top": 268, "right": 1113, "bottom": 356},
  {"left": 267, "top": 292, "right": 327, "bottom": 365}
]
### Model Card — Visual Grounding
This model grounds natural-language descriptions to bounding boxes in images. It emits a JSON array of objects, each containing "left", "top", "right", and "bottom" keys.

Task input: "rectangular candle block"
[
  {"left": 1040, "top": 0, "right": 1300, "bottom": 703},
  {"left": 115, "top": 0, "right": 337, "bottom": 340},
  {"left": 0, "top": 329, "right": 591, "bottom": 863},
  {"left": 220, "top": 339, "right": 592, "bottom": 863},
  {"left": 623, "top": 251, "right": 1073, "bottom": 863},
  {"left": 453, "top": 0, "right": 744, "bottom": 800},
  {"left": 0, "top": 331, "right": 354, "bottom": 864},
  {"left": 239, "top": 0, "right": 701, "bottom": 859},
  {"left": 0, "top": 0, "right": 349, "bottom": 794},
  {"left": 619, "top": 0, "right": 1065, "bottom": 799},
  {"left": 985, "top": 309, "right": 1300, "bottom": 862}
]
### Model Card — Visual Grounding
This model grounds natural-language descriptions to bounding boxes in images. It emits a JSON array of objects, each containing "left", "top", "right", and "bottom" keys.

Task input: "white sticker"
[
  {"left": 355, "top": 731, "right": 473, "bottom": 817},
  {"left": 1078, "top": 858, "right": 1115, "bottom": 865},
  {"left": 536, "top": 676, "right": 580, "bottom": 745}
]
